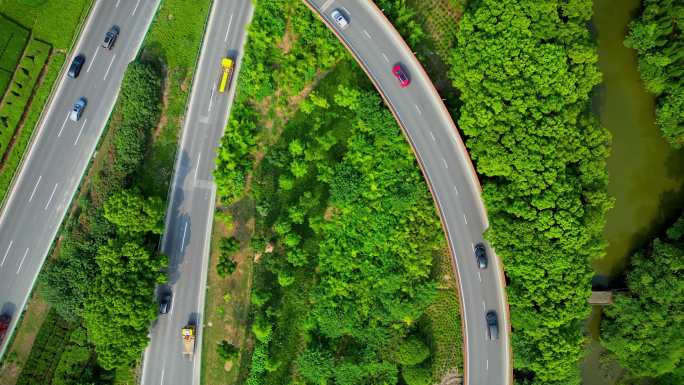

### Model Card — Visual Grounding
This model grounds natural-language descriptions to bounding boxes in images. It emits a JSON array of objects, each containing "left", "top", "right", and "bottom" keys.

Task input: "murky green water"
[{"left": 581, "top": 0, "right": 684, "bottom": 383}]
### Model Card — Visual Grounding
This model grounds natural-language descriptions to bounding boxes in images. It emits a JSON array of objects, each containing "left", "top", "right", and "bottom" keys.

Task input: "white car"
[{"left": 331, "top": 9, "right": 349, "bottom": 29}]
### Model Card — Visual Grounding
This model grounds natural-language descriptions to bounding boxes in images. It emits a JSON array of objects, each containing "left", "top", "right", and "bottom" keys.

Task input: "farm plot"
[
  {"left": 0, "top": 38, "right": 50, "bottom": 160},
  {"left": 0, "top": 15, "right": 29, "bottom": 95}
]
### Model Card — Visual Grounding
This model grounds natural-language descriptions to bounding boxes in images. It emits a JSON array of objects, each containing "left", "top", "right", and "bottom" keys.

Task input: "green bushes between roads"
[
  {"left": 40, "top": 60, "right": 166, "bottom": 373},
  {"left": 600, "top": 214, "right": 684, "bottom": 384},
  {"left": 450, "top": 0, "right": 611, "bottom": 384},
  {"left": 0, "top": 39, "right": 50, "bottom": 156},
  {"left": 625, "top": 0, "right": 684, "bottom": 148},
  {"left": 0, "top": 15, "right": 29, "bottom": 95},
  {"left": 241, "top": 62, "right": 448, "bottom": 385}
]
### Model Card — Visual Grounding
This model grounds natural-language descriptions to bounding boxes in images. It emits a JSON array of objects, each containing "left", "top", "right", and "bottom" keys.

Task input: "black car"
[
  {"left": 68, "top": 54, "right": 85, "bottom": 78},
  {"left": 475, "top": 242, "right": 488, "bottom": 269},
  {"left": 486, "top": 311, "right": 499, "bottom": 340},
  {"left": 103, "top": 26, "right": 120, "bottom": 49},
  {"left": 159, "top": 292, "right": 172, "bottom": 314}
]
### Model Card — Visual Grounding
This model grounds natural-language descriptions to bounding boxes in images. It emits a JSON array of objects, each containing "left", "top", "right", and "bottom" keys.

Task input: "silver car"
[
  {"left": 70, "top": 97, "right": 87, "bottom": 122},
  {"left": 331, "top": 9, "right": 349, "bottom": 29}
]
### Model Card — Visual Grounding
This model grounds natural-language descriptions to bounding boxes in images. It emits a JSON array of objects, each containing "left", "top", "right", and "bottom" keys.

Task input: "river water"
[{"left": 581, "top": 0, "right": 684, "bottom": 383}]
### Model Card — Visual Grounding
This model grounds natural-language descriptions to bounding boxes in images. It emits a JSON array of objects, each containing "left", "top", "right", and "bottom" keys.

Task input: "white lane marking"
[
  {"left": 482, "top": 301, "right": 486, "bottom": 311},
  {"left": 321, "top": 0, "right": 335, "bottom": 11},
  {"left": 195, "top": 153, "right": 201, "bottom": 180},
  {"left": 57, "top": 114, "right": 69, "bottom": 138},
  {"left": 224, "top": 13, "right": 234, "bottom": 42},
  {"left": 1, "top": 241, "right": 12, "bottom": 267},
  {"left": 463, "top": 214, "right": 468, "bottom": 225},
  {"left": 429, "top": 131, "right": 435, "bottom": 141},
  {"left": 74, "top": 118, "right": 87, "bottom": 146},
  {"left": 453, "top": 185, "right": 459, "bottom": 195},
  {"left": 115, "top": 0, "right": 120, "bottom": 7},
  {"left": 471, "top": 242, "right": 474, "bottom": 250},
  {"left": 28, "top": 175, "right": 42, "bottom": 203},
  {"left": 132, "top": 0, "right": 141, "bottom": 15},
  {"left": 414, "top": 104, "right": 422, "bottom": 115},
  {"left": 486, "top": 360, "right": 489, "bottom": 371},
  {"left": 44, "top": 183, "right": 58, "bottom": 210},
  {"left": 478, "top": 271, "right": 482, "bottom": 282},
  {"left": 16, "top": 247, "right": 29, "bottom": 274},
  {"left": 363, "top": 29, "right": 371, "bottom": 39},
  {"left": 382, "top": 53, "right": 389, "bottom": 63},
  {"left": 341, "top": 7, "right": 351, "bottom": 16},
  {"left": 208, "top": 87, "right": 215, "bottom": 112},
  {"left": 104, "top": 54, "right": 116, "bottom": 80},
  {"left": 160, "top": 369, "right": 164, "bottom": 385},
  {"left": 87, "top": 46, "right": 99, "bottom": 73},
  {"left": 442, "top": 158, "right": 448, "bottom": 169},
  {"left": 180, "top": 221, "right": 188, "bottom": 251}
]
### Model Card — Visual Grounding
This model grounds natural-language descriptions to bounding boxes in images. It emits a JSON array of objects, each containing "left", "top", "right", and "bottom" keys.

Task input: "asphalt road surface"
[
  {"left": 140, "top": 1, "right": 253, "bottom": 385},
  {"left": 306, "top": 1, "right": 512, "bottom": 384},
  {"left": 0, "top": 0, "right": 159, "bottom": 358}
]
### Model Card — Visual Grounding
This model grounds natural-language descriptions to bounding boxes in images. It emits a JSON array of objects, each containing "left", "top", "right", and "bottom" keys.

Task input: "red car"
[
  {"left": 0, "top": 314, "right": 10, "bottom": 344},
  {"left": 392, "top": 64, "right": 410, "bottom": 88}
]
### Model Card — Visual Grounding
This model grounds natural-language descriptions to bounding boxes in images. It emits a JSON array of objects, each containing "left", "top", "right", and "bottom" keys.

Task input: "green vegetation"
[
  {"left": 0, "top": 39, "right": 50, "bottom": 155},
  {"left": 450, "top": 0, "right": 611, "bottom": 383},
  {"left": 15, "top": 309, "right": 112, "bottom": 385},
  {"left": 600, "top": 214, "right": 684, "bottom": 384},
  {"left": 0, "top": 15, "right": 29, "bottom": 94},
  {"left": 624, "top": 0, "right": 684, "bottom": 148},
  {"left": 0, "top": 0, "right": 90, "bottom": 50},
  {"left": 210, "top": 1, "right": 463, "bottom": 384}
]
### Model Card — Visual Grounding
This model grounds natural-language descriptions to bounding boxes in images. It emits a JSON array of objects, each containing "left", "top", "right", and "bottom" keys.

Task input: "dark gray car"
[
  {"left": 103, "top": 25, "right": 119, "bottom": 49},
  {"left": 475, "top": 242, "right": 488, "bottom": 269},
  {"left": 67, "top": 54, "right": 85, "bottom": 78},
  {"left": 486, "top": 310, "right": 499, "bottom": 340},
  {"left": 159, "top": 292, "right": 172, "bottom": 314}
]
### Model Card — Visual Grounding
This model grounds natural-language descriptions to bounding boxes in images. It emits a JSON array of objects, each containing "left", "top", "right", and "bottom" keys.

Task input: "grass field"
[
  {"left": 201, "top": 212, "right": 254, "bottom": 385},
  {"left": 0, "top": 289, "right": 50, "bottom": 385},
  {"left": 423, "top": 249, "right": 464, "bottom": 380},
  {"left": 0, "top": 0, "right": 91, "bottom": 50}
]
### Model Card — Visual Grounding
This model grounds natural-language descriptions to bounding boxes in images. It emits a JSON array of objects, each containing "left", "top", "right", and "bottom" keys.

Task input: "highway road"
[
  {"left": 0, "top": 0, "right": 159, "bottom": 359},
  {"left": 305, "top": 1, "right": 512, "bottom": 384},
  {"left": 140, "top": 1, "right": 253, "bottom": 384}
]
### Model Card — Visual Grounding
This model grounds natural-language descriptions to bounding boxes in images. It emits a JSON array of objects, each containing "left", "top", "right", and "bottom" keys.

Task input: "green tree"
[
  {"left": 624, "top": 0, "right": 684, "bottom": 148},
  {"left": 392, "top": 336, "right": 430, "bottom": 366},
  {"left": 84, "top": 241, "right": 167, "bottom": 369},
  {"left": 104, "top": 189, "right": 164, "bottom": 235},
  {"left": 450, "top": 0, "right": 611, "bottom": 383},
  {"left": 601, "top": 233, "right": 684, "bottom": 379},
  {"left": 401, "top": 365, "right": 432, "bottom": 385},
  {"left": 217, "top": 340, "right": 239, "bottom": 361}
]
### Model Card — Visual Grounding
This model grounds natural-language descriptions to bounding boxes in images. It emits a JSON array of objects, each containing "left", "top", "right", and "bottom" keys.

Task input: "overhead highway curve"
[
  {"left": 0, "top": 0, "right": 160, "bottom": 359},
  {"left": 304, "top": 1, "right": 512, "bottom": 384},
  {"left": 139, "top": 1, "right": 253, "bottom": 385}
]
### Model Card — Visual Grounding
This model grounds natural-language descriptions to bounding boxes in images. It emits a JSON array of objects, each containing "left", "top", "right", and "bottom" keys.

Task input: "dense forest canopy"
[
  {"left": 625, "top": 0, "right": 684, "bottom": 148},
  {"left": 450, "top": 0, "right": 612, "bottom": 383},
  {"left": 601, "top": 214, "right": 684, "bottom": 384}
]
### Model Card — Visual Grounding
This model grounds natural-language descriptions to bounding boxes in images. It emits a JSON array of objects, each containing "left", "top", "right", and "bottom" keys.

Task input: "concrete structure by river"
[{"left": 582, "top": 0, "right": 684, "bottom": 383}]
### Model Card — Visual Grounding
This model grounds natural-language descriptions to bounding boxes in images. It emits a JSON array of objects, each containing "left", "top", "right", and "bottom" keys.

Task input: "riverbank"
[{"left": 582, "top": 0, "right": 684, "bottom": 383}]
